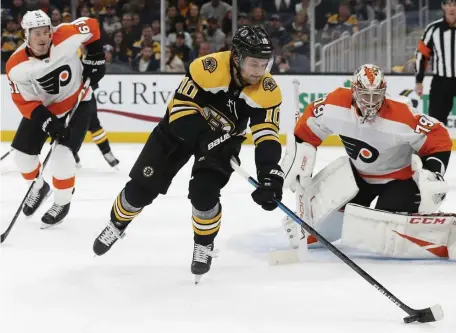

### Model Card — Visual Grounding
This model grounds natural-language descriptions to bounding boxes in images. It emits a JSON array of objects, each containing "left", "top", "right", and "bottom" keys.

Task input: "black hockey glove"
[
  {"left": 82, "top": 52, "right": 106, "bottom": 87},
  {"left": 251, "top": 166, "right": 284, "bottom": 211},
  {"left": 31, "top": 105, "right": 69, "bottom": 142}
]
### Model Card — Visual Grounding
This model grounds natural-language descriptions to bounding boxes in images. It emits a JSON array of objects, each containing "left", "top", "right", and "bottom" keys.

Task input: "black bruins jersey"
[{"left": 165, "top": 51, "right": 282, "bottom": 167}]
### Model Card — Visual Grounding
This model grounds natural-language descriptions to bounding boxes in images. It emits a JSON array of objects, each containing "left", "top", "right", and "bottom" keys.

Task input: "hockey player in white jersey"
[
  {"left": 280, "top": 64, "right": 455, "bottom": 259},
  {"left": 6, "top": 10, "right": 106, "bottom": 227}
]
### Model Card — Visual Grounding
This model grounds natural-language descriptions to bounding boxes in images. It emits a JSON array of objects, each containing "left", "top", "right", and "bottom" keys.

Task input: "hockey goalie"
[{"left": 280, "top": 64, "right": 456, "bottom": 259}]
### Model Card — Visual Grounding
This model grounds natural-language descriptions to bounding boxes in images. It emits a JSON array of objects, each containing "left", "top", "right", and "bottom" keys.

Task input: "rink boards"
[{"left": 1, "top": 74, "right": 456, "bottom": 148}]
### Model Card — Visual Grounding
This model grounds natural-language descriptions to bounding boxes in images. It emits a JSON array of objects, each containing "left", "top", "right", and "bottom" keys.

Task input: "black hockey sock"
[
  {"left": 91, "top": 127, "right": 112, "bottom": 154},
  {"left": 192, "top": 203, "right": 221, "bottom": 245},
  {"left": 111, "top": 189, "right": 143, "bottom": 226}
]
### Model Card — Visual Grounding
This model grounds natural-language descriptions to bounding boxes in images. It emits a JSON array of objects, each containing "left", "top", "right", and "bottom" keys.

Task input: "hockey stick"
[
  {"left": 230, "top": 158, "right": 444, "bottom": 324},
  {"left": 1, "top": 79, "right": 91, "bottom": 243},
  {"left": 1, "top": 148, "right": 14, "bottom": 161}
]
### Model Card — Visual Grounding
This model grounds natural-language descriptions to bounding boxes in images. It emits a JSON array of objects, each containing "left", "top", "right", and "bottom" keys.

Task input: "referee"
[{"left": 415, "top": 0, "right": 456, "bottom": 125}]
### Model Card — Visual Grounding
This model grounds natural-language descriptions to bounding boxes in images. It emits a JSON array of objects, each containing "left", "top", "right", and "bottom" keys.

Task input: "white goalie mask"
[{"left": 351, "top": 64, "right": 387, "bottom": 122}]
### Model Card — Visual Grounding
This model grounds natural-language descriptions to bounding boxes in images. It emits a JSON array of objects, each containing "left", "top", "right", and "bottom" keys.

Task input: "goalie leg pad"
[
  {"left": 342, "top": 204, "right": 455, "bottom": 259},
  {"left": 303, "top": 156, "right": 359, "bottom": 225}
]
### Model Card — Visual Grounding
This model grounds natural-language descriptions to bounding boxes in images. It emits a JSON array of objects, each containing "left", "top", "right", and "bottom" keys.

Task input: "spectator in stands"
[
  {"left": 204, "top": 16, "right": 225, "bottom": 52},
  {"left": 186, "top": 3, "right": 206, "bottom": 34},
  {"left": 272, "top": 55, "right": 291, "bottom": 73},
  {"left": 51, "top": 7, "right": 62, "bottom": 26},
  {"left": 104, "top": 44, "right": 130, "bottom": 73},
  {"left": 238, "top": 12, "right": 250, "bottom": 27},
  {"left": 1, "top": 16, "right": 23, "bottom": 62},
  {"left": 62, "top": 11, "right": 71, "bottom": 23},
  {"left": 9, "top": 0, "right": 26, "bottom": 23},
  {"left": 38, "top": 0, "right": 52, "bottom": 15},
  {"left": 173, "top": 32, "right": 193, "bottom": 65},
  {"left": 286, "top": 9, "right": 309, "bottom": 37},
  {"left": 217, "top": 32, "right": 232, "bottom": 52},
  {"left": 166, "top": 5, "right": 178, "bottom": 33},
  {"left": 191, "top": 31, "right": 206, "bottom": 58},
  {"left": 269, "top": 14, "right": 292, "bottom": 47},
  {"left": 322, "top": 1, "right": 359, "bottom": 42},
  {"left": 282, "top": 45, "right": 310, "bottom": 72},
  {"left": 131, "top": 43, "right": 160, "bottom": 72},
  {"left": 200, "top": 0, "right": 231, "bottom": 25},
  {"left": 102, "top": 4, "right": 122, "bottom": 37},
  {"left": 295, "top": 0, "right": 309, "bottom": 13},
  {"left": 167, "top": 15, "right": 193, "bottom": 48},
  {"left": 250, "top": 7, "right": 266, "bottom": 27},
  {"left": 121, "top": 12, "right": 141, "bottom": 48},
  {"left": 112, "top": 29, "right": 133, "bottom": 63},
  {"left": 132, "top": 24, "right": 161, "bottom": 58},
  {"left": 177, "top": 0, "right": 191, "bottom": 17},
  {"left": 79, "top": 5, "right": 90, "bottom": 18},
  {"left": 151, "top": 19, "right": 161, "bottom": 42},
  {"left": 197, "top": 42, "right": 211, "bottom": 57},
  {"left": 132, "top": 12, "right": 141, "bottom": 29},
  {"left": 264, "top": 0, "right": 298, "bottom": 14},
  {"left": 165, "top": 46, "right": 186, "bottom": 72},
  {"left": 221, "top": 10, "right": 232, "bottom": 34},
  {"left": 90, "top": 0, "right": 106, "bottom": 21}
]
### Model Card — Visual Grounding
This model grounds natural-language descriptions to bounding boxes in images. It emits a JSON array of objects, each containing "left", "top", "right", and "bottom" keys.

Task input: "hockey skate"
[
  {"left": 103, "top": 151, "right": 120, "bottom": 169},
  {"left": 23, "top": 180, "right": 51, "bottom": 216},
  {"left": 93, "top": 221, "right": 127, "bottom": 256},
  {"left": 191, "top": 242, "right": 218, "bottom": 284},
  {"left": 41, "top": 203, "right": 70, "bottom": 229}
]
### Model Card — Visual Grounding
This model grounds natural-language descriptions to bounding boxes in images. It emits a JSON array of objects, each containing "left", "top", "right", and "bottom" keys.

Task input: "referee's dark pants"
[{"left": 428, "top": 76, "right": 456, "bottom": 125}]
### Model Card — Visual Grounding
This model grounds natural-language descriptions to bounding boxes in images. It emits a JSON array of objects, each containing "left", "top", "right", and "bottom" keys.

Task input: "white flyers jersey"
[
  {"left": 5, "top": 17, "right": 101, "bottom": 119},
  {"left": 295, "top": 88, "right": 452, "bottom": 184}
]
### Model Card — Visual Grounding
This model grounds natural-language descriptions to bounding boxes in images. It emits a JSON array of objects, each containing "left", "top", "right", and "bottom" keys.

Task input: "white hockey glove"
[
  {"left": 412, "top": 155, "right": 448, "bottom": 213},
  {"left": 280, "top": 138, "right": 316, "bottom": 192}
]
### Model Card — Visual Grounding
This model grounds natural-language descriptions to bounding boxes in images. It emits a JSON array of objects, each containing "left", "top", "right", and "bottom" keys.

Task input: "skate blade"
[
  {"left": 40, "top": 219, "right": 64, "bottom": 230},
  {"left": 75, "top": 162, "right": 82, "bottom": 169},
  {"left": 194, "top": 275, "right": 203, "bottom": 285}
]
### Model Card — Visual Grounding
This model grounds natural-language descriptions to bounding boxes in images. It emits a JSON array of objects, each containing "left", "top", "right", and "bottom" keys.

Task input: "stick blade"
[{"left": 403, "top": 304, "right": 444, "bottom": 324}]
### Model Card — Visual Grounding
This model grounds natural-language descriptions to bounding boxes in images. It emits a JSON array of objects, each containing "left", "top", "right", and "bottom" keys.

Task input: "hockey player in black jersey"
[{"left": 93, "top": 26, "right": 284, "bottom": 283}]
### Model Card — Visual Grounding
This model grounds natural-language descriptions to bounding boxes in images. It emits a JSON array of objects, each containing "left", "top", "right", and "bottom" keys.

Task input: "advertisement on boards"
[{"left": 1, "top": 74, "right": 455, "bottom": 143}]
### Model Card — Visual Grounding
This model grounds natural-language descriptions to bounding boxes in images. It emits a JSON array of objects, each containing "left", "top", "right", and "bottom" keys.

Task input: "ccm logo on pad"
[{"left": 408, "top": 217, "right": 448, "bottom": 224}]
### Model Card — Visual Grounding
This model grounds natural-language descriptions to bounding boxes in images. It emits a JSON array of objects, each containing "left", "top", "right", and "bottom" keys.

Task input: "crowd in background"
[{"left": 1, "top": 0, "right": 436, "bottom": 74}]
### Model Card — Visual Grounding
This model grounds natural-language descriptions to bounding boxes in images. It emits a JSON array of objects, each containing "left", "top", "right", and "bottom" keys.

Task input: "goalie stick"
[
  {"left": 1, "top": 79, "right": 91, "bottom": 243},
  {"left": 230, "top": 158, "right": 444, "bottom": 324}
]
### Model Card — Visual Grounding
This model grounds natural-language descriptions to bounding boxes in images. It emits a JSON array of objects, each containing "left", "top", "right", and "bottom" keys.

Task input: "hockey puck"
[{"left": 403, "top": 314, "right": 420, "bottom": 324}]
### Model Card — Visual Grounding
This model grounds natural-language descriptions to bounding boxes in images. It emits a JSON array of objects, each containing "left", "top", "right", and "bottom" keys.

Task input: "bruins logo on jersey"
[
  {"left": 262, "top": 77, "right": 277, "bottom": 92},
  {"left": 201, "top": 105, "right": 235, "bottom": 133},
  {"left": 202, "top": 57, "right": 218, "bottom": 73}
]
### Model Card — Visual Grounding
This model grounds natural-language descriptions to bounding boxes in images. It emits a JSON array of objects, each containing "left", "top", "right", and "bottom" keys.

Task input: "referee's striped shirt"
[{"left": 415, "top": 18, "right": 456, "bottom": 83}]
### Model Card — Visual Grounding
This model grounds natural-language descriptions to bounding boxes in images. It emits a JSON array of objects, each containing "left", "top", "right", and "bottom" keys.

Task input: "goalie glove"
[
  {"left": 412, "top": 155, "right": 448, "bottom": 213},
  {"left": 280, "top": 137, "right": 316, "bottom": 192}
]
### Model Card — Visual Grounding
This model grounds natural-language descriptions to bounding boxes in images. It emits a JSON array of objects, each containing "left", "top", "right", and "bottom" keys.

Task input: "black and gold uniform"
[{"left": 93, "top": 26, "right": 284, "bottom": 282}]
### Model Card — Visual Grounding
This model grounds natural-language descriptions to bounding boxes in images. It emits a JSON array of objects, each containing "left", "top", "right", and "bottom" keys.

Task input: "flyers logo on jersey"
[
  {"left": 37, "top": 65, "right": 72, "bottom": 94},
  {"left": 340, "top": 135, "right": 379, "bottom": 163}
]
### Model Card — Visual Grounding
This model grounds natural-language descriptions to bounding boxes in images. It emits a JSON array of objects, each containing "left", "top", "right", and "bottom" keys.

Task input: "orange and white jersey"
[
  {"left": 5, "top": 17, "right": 100, "bottom": 119},
  {"left": 295, "top": 87, "right": 452, "bottom": 184}
]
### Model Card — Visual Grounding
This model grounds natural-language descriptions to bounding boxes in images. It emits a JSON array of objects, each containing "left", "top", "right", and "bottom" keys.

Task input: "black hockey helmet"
[
  {"left": 231, "top": 26, "right": 274, "bottom": 84},
  {"left": 232, "top": 25, "right": 274, "bottom": 60}
]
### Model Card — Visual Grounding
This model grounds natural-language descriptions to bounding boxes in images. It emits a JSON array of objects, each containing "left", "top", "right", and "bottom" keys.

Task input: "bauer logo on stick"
[
  {"left": 37, "top": 65, "right": 72, "bottom": 94},
  {"left": 340, "top": 135, "right": 379, "bottom": 163}
]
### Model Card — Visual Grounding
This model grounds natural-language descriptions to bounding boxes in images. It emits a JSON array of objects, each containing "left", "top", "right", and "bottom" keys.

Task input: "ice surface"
[{"left": 1, "top": 143, "right": 455, "bottom": 333}]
